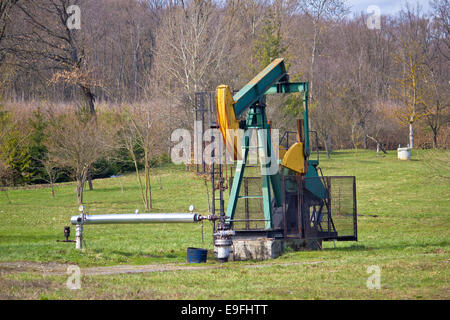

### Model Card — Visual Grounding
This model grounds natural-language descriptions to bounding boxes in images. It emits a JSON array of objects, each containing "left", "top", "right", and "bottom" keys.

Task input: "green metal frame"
[
  {"left": 226, "top": 58, "right": 319, "bottom": 230},
  {"left": 266, "top": 81, "right": 310, "bottom": 157},
  {"left": 233, "top": 59, "right": 287, "bottom": 118}
]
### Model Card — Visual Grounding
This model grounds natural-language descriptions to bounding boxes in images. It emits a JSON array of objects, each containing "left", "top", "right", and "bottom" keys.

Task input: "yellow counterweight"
[
  {"left": 281, "top": 142, "right": 307, "bottom": 174},
  {"left": 216, "top": 85, "right": 242, "bottom": 160}
]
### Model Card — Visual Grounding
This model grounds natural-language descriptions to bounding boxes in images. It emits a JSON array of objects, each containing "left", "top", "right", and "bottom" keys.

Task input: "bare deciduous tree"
[
  {"left": 297, "top": 0, "right": 349, "bottom": 101},
  {"left": 153, "top": 0, "right": 232, "bottom": 127},
  {"left": 6, "top": 0, "right": 99, "bottom": 113},
  {"left": 391, "top": 40, "right": 429, "bottom": 148},
  {"left": 0, "top": 0, "right": 448, "bottom": 157},
  {"left": 38, "top": 153, "right": 62, "bottom": 198},
  {"left": 0, "top": 0, "right": 18, "bottom": 46},
  {"left": 45, "top": 112, "right": 115, "bottom": 204},
  {"left": 119, "top": 102, "right": 169, "bottom": 210}
]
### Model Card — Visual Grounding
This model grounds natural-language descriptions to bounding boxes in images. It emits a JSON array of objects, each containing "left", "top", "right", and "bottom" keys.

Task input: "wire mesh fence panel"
[
  {"left": 279, "top": 131, "right": 298, "bottom": 155},
  {"left": 195, "top": 91, "right": 217, "bottom": 129},
  {"left": 326, "top": 176, "right": 357, "bottom": 240},
  {"left": 194, "top": 91, "right": 217, "bottom": 174},
  {"left": 280, "top": 175, "right": 301, "bottom": 237},
  {"left": 281, "top": 175, "right": 357, "bottom": 240},
  {"left": 303, "top": 176, "right": 357, "bottom": 241},
  {"left": 229, "top": 165, "right": 268, "bottom": 230}
]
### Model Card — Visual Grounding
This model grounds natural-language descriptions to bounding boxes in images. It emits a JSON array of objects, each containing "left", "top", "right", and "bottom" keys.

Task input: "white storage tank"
[{"left": 397, "top": 147, "right": 411, "bottom": 160}]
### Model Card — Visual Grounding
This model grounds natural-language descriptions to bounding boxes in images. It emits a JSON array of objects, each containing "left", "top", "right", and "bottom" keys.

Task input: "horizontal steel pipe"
[{"left": 70, "top": 213, "right": 200, "bottom": 225}]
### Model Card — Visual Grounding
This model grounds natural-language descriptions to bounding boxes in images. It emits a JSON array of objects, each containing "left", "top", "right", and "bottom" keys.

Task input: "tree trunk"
[
  {"left": 87, "top": 172, "right": 93, "bottom": 191},
  {"left": 133, "top": 157, "right": 146, "bottom": 209},
  {"left": 2, "top": 188, "right": 10, "bottom": 203},
  {"left": 147, "top": 175, "right": 152, "bottom": 210},
  {"left": 432, "top": 128, "right": 438, "bottom": 149},
  {"left": 328, "top": 134, "right": 333, "bottom": 153},
  {"left": 363, "top": 130, "right": 367, "bottom": 149},
  {"left": 81, "top": 86, "right": 96, "bottom": 115},
  {"left": 144, "top": 154, "right": 152, "bottom": 211},
  {"left": 323, "top": 137, "right": 330, "bottom": 159},
  {"left": 310, "top": 24, "right": 318, "bottom": 102},
  {"left": 409, "top": 122, "right": 414, "bottom": 148},
  {"left": 81, "top": 85, "right": 96, "bottom": 192},
  {"left": 76, "top": 179, "right": 84, "bottom": 204}
]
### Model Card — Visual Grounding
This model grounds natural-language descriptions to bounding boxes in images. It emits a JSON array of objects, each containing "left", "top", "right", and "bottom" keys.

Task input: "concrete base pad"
[{"left": 229, "top": 238, "right": 322, "bottom": 261}]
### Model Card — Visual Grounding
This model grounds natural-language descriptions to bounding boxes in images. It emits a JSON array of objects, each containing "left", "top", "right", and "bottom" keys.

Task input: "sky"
[{"left": 346, "top": 0, "right": 433, "bottom": 17}]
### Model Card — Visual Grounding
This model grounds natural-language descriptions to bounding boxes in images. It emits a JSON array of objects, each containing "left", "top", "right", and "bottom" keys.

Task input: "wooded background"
[{"left": 0, "top": 0, "right": 448, "bottom": 192}]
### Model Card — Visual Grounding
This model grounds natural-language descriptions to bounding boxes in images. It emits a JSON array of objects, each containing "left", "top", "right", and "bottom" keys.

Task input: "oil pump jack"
[{"left": 210, "top": 58, "right": 358, "bottom": 261}]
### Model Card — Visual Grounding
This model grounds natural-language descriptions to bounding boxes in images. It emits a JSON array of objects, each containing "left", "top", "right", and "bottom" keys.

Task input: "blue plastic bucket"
[{"left": 186, "top": 247, "right": 208, "bottom": 263}]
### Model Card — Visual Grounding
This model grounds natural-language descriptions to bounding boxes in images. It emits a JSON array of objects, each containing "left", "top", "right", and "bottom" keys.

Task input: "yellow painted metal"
[
  {"left": 216, "top": 85, "right": 241, "bottom": 160},
  {"left": 281, "top": 142, "right": 306, "bottom": 173}
]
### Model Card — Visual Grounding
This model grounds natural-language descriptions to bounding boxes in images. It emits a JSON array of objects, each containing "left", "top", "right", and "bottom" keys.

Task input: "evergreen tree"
[{"left": 252, "top": 10, "right": 288, "bottom": 71}]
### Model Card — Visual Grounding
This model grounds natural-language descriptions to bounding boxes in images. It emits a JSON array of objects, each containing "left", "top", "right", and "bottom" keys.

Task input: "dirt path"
[{"left": 0, "top": 260, "right": 324, "bottom": 277}]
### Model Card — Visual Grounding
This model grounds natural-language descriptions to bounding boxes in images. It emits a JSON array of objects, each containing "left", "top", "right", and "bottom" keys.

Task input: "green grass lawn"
[{"left": 0, "top": 149, "right": 449, "bottom": 299}]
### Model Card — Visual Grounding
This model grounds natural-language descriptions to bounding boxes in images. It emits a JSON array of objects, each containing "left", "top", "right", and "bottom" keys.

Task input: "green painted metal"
[
  {"left": 265, "top": 81, "right": 310, "bottom": 156},
  {"left": 270, "top": 173, "right": 283, "bottom": 207},
  {"left": 227, "top": 105, "right": 279, "bottom": 229},
  {"left": 259, "top": 129, "right": 274, "bottom": 229},
  {"left": 226, "top": 134, "right": 250, "bottom": 222},
  {"left": 304, "top": 163, "right": 328, "bottom": 200},
  {"left": 233, "top": 58, "right": 287, "bottom": 118},
  {"left": 265, "top": 82, "right": 308, "bottom": 94},
  {"left": 303, "top": 83, "right": 310, "bottom": 157},
  {"left": 238, "top": 195, "right": 263, "bottom": 199},
  {"left": 265, "top": 121, "right": 282, "bottom": 208},
  {"left": 226, "top": 58, "right": 315, "bottom": 230}
]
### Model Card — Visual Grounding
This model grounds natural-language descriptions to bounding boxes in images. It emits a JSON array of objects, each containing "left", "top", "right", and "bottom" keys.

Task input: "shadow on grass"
[
  {"left": 149, "top": 253, "right": 179, "bottom": 259},
  {"left": 321, "top": 150, "right": 383, "bottom": 156},
  {"left": 324, "top": 239, "right": 449, "bottom": 252},
  {"left": 81, "top": 200, "right": 142, "bottom": 207},
  {"left": 323, "top": 243, "right": 368, "bottom": 252},
  {"left": 0, "top": 234, "right": 60, "bottom": 242},
  {"left": 97, "top": 249, "right": 181, "bottom": 260},
  {"left": 353, "top": 160, "right": 379, "bottom": 164},
  {"left": 110, "top": 250, "right": 135, "bottom": 257},
  {"left": 85, "top": 185, "right": 142, "bottom": 193}
]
